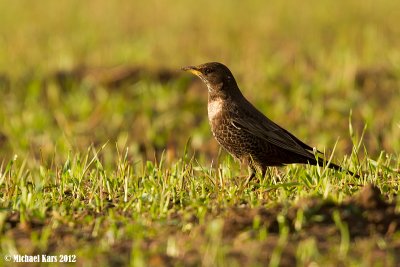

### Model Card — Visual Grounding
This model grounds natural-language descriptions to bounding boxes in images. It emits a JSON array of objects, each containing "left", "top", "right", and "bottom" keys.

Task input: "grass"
[
  {"left": 0, "top": 0, "right": 400, "bottom": 266},
  {"left": 0, "top": 145, "right": 399, "bottom": 266}
]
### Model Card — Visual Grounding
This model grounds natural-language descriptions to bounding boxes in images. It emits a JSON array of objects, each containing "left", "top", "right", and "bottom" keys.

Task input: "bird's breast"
[{"left": 207, "top": 99, "right": 224, "bottom": 122}]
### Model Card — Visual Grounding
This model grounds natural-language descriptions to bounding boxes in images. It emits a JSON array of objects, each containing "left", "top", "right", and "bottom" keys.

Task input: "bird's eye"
[{"left": 204, "top": 68, "right": 213, "bottom": 75}]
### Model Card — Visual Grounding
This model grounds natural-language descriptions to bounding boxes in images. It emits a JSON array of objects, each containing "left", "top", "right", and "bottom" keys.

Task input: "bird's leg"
[
  {"left": 239, "top": 156, "right": 258, "bottom": 187},
  {"left": 273, "top": 167, "right": 282, "bottom": 183},
  {"left": 243, "top": 166, "right": 256, "bottom": 186},
  {"left": 261, "top": 167, "right": 267, "bottom": 179}
]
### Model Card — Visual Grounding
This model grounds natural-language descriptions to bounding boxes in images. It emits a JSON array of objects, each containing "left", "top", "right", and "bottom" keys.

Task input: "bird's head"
[{"left": 182, "top": 62, "right": 240, "bottom": 98}]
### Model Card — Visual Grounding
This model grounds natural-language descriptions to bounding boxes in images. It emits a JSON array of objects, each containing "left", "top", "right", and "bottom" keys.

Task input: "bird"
[{"left": 182, "top": 62, "right": 358, "bottom": 181}]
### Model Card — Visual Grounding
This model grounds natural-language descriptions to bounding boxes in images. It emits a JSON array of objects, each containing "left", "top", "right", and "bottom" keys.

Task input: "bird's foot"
[{"left": 240, "top": 169, "right": 258, "bottom": 188}]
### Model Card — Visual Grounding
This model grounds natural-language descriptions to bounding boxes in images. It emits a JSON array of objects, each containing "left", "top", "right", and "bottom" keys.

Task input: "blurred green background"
[{"left": 0, "top": 0, "right": 399, "bottom": 167}]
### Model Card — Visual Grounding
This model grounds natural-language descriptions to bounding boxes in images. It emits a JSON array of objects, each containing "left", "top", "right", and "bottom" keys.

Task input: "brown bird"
[{"left": 182, "top": 62, "right": 357, "bottom": 180}]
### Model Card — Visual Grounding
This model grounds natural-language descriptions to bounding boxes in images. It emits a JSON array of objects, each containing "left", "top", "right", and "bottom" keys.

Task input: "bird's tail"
[{"left": 318, "top": 159, "right": 360, "bottom": 178}]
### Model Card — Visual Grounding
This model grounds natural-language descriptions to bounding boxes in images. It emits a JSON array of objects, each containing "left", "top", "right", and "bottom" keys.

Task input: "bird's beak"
[{"left": 181, "top": 66, "right": 202, "bottom": 77}]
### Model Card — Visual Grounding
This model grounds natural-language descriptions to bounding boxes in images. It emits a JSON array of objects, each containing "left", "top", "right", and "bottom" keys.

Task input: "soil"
[{"left": 3, "top": 184, "right": 400, "bottom": 266}]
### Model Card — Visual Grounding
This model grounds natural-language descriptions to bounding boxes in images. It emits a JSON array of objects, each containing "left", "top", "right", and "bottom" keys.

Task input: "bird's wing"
[{"left": 231, "top": 113, "right": 319, "bottom": 160}]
